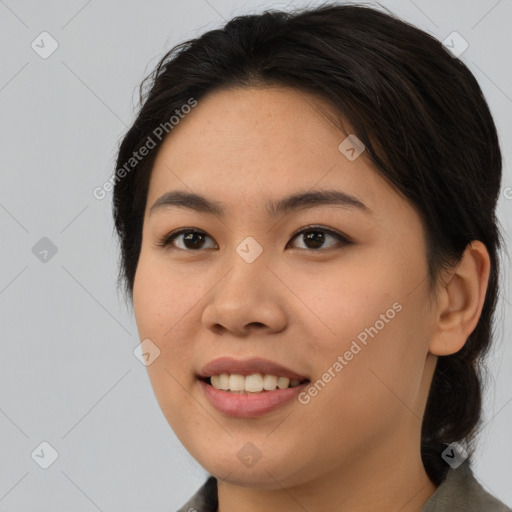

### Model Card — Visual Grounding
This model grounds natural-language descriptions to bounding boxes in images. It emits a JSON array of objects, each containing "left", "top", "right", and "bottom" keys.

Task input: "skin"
[{"left": 132, "top": 85, "right": 490, "bottom": 512}]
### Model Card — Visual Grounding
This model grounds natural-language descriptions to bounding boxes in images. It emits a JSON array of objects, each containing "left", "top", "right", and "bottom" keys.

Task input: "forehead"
[{"left": 146, "top": 85, "right": 405, "bottom": 219}]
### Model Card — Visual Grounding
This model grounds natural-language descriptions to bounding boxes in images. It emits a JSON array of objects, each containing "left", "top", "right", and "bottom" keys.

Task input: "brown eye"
[
  {"left": 157, "top": 229, "right": 217, "bottom": 251},
  {"left": 287, "top": 226, "right": 350, "bottom": 250},
  {"left": 157, "top": 225, "right": 350, "bottom": 252}
]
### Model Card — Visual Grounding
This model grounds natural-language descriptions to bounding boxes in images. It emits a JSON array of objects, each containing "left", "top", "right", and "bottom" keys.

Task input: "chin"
[
  {"left": 196, "top": 448, "right": 312, "bottom": 490},
  {"left": 211, "top": 467, "right": 299, "bottom": 490}
]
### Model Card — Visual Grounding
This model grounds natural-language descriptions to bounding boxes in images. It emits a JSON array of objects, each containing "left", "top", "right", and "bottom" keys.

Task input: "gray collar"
[{"left": 176, "top": 461, "right": 511, "bottom": 512}]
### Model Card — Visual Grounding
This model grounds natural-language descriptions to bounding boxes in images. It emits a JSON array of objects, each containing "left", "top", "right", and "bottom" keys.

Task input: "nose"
[{"left": 201, "top": 256, "right": 288, "bottom": 337}]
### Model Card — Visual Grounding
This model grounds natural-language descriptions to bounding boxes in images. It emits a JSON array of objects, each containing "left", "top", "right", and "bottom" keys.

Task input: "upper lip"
[{"left": 198, "top": 357, "right": 309, "bottom": 380}]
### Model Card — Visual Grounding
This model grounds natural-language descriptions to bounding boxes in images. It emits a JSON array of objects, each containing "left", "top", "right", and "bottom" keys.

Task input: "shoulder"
[
  {"left": 175, "top": 476, "right": 218, "bottom": 512},
  {"left": 422, "top": 461, "right": 511, "bottom": 512},
  {"left": 173, "top": 465, "right": 512, "bottom": 512}
]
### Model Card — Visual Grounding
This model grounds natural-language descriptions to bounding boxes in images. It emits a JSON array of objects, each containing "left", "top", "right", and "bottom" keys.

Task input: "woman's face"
[{"left": 133, "top": 85, "right": 439, "bottom": 488}]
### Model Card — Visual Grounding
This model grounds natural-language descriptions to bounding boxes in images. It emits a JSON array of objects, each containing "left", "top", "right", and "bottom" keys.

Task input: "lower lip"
[{"left": 198, "top": 379, "right": 309, "bottom": 418}]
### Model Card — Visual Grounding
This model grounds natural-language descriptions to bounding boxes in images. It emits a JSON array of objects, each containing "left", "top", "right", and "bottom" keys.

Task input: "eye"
[
  {"left": 156, "top": 228, "right": 217, "bottom": 251},
  {"left": 287, "top": 225, "right": 351, "bottom": 250},
  {"left": 156, "top": 225, "right": 350, "bottom": 252}
]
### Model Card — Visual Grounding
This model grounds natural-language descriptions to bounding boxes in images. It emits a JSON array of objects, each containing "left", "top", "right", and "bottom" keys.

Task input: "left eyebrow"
[
  {"left": 267, "top": 189, "right": 371, "bottom": 217},
  {"left": 149, "top": 189, "right": 371, "bottom": 218}
]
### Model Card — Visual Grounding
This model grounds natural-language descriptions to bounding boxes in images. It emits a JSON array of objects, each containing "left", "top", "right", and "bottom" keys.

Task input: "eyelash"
[{"left": 155, "top": 225, "right": 351, "bottom": 252}]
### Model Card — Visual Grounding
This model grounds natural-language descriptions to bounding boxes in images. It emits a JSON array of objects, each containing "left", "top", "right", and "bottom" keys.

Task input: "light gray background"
[{"left": 1, "top": 0, "right": 511, "bottom": 510}]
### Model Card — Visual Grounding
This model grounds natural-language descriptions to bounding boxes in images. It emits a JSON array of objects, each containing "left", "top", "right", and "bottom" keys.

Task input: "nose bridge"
[
  {"left": 221, "top": 234, "right": 269, "bottom": 299},
  {"left": 202, "top": 234, "right": 286, "bottom": 333},
  {"left": 234, "top": 234, "right": 266, "bottom": 266}
]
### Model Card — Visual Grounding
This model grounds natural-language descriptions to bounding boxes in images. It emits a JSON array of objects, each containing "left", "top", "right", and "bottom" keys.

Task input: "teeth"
[
  {"left": 263, "top": 374, "right": 277, "bottom": 390},
  {"left": 209, "top": 373, "right": 305, "bottom": 393},
  {"left": 277, "top": 376, "right": 290, "bottom": 389},
  {"left": 245, "top": 374, "right": 263, "bottom": 392},
  {"left": 229, "top": 374, "right": 245, "bottom": 391},
  {"left": 218, "top": 373, "right": 229, "bottom": 390}
]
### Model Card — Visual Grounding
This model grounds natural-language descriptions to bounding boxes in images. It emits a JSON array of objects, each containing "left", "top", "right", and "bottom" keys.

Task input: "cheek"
[
  {"left": 286, "top": 249, "right": 414, "bottom": 352},
  {"left": 294, "top": 248, "right": 433, "bottom": 415},
  {"left": 132, "top": 248, "right": 218, "bottom": 395},
  {"left": 133, "top": 249, "right": 197, "bottom": 340},
  {"left": 132, "top": 252, "right": 193, "bottom": 400},
  {"left": 295, "top": 307, "right": 431, "bottom": 470}
]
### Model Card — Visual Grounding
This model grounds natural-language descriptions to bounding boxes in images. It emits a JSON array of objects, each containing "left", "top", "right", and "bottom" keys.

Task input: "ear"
[{"left": 429, "top": 241, "right": 491, "bottom": 356}]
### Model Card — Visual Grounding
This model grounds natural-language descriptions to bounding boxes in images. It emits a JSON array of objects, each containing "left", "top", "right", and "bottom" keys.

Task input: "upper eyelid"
[{"left": 159, "top": 225, "right": 350, "bottom": 248}]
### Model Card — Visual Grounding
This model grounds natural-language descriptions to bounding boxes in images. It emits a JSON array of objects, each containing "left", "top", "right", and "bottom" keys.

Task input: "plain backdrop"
[{"left": 1, "top": 0, "right": 511, "bottom": 510}]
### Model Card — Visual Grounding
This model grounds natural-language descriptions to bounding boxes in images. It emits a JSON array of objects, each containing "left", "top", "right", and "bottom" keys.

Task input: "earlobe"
[{"left": 429, "top": 241, "right": 491, "bottom": 356}]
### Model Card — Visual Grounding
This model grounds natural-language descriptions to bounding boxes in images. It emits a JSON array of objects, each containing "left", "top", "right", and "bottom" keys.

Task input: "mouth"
[
  {"left": 197, "top": 356, "right": 310, "bottom": 393},
  {"left": 198, "top": 374, "right": 310, "bottom": 393},
  {"left": 198, "top": 376, "right": 311, "bottom": 418},
  {"left": 196, "top": 356, "right": 311, "bottom": 417}
]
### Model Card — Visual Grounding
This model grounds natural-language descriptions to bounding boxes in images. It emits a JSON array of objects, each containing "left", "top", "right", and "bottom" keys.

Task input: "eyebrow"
[{"left": 149, "top": 189, "right": 371, "bottom": 218}]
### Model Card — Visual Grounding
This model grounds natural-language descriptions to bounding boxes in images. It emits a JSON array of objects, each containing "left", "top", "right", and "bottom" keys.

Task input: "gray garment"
[
  {"left": 421, "top": 461, "right": 511, "bottom": 512},
  {"left": 176, "top": 461, "right": 511, "bottom": 512}
]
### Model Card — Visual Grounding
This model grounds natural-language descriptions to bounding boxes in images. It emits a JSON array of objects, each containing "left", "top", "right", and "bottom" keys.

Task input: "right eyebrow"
[{"left": 149, "top": 188, "right": 371, "bottom": 218}]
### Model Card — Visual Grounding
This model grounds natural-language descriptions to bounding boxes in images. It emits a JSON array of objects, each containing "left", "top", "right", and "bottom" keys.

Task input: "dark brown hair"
[{"left": 112, "top": 2, "right": 503, "bottom": 485}]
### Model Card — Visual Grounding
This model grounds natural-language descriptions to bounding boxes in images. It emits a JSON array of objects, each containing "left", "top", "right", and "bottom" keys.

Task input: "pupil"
[
  {"left": 180, "top": 231, "right": 326, "bottom": 250},
  {"left": 184, "top": 232, "right": 204, "bottom": 249},
  {"left": 305, "top": 231, "right": 324, "bottom": 249}
]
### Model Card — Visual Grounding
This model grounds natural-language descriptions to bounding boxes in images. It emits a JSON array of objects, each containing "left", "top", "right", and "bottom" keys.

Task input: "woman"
[{"left": 112, "top": 3, "right": 511, "bottom": 511}]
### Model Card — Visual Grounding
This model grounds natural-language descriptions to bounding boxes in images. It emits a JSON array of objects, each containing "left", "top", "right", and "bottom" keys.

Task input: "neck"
[{"left": 217, "top": 429, "right": 438, "bottom": 512}]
